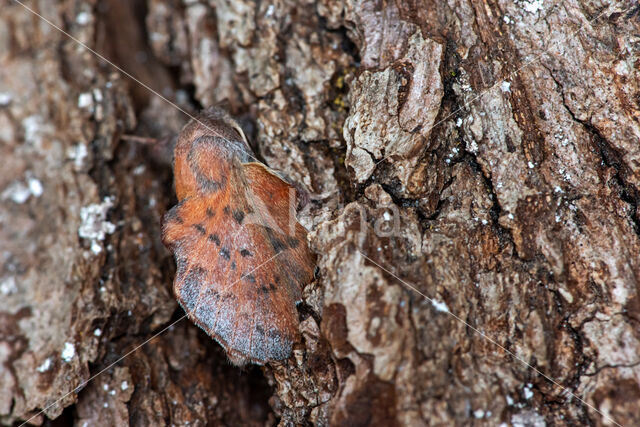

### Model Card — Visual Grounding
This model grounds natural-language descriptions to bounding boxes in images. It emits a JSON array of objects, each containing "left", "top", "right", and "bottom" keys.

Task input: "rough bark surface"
[{"left": 1, "top": 0, "right": 639, "bottom": 426}]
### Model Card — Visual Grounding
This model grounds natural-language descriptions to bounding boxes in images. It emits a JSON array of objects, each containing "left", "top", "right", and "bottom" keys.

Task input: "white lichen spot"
[
  {"left": 79, "top": 197, "right": 116, "bottom": 244},
  {"left": 265, "top": 4, "right": 275, "bottom": 17},
  {"left": 78, "top": 92, "right": 93, "bottom": 109},
  {"left": 92, "top": 88, "right": 103, "bottom": 102},
  {"left": 76, "top": 11, "right": 91, "bottom": 25},
  {"left": 37, "top": 357, "right": 52, "bottom": 372},
  {"left": 614, "top": 61, "right": 630, "bottom": 76},
  {"left": 456, "top": 117, "right": 463, "bottom": 127},
  {"left": 27, "top": 177, "right": 43, "bottom": 197},
  {"left": 474, "top": 409, "right": 485, "bottom": 419},
  {"left": 506, "top": 394, "right": 514, "bottom": 405},
  {"left": 468, "top": 140, "right": 479, "bottom": 154},
  {"left": 109, "top": 389, "right": 116, "bottom": 396},
  {"left": 383, "top": 211, "right": 392, "bottom": 221},
  {"left": 61, "top": 342, "right": 76, "bottom": 362},
  {"left": 103, "top": 384, "right": 109, "bottom": 391},
  {"left": 528, "top": 161, "right": 535, "bottom": 169},
  {"left": 508, "top": 213, "right": 515, "bottom": 220},
  {"left": 22, "top": 115, "right": 44, "bottom": 145},
  {"left": 121, "top": 380, "right": 129, "bottom": 391},
  {"left": 500, "top": 81, "right": 511, "bottom": 93},
  {"left": 503, "top": 15, "right": 512, "bottom": 24},
  {"left": 523, "top": 383, "right": 534, "bottom": 399},
  {"left": 103, "top": 402, "right": 109, "bottom": 408},
  {"left": 558, "top": 288, "right": 573, "bottom": 303},
  {"left": 432, "top": 299, "right": 449, "bottom": 313},
  {"left": 0, "top": 92, "right": 12, "bottom": 106},
  {"left": 150, "top": 32, "right": 166, "bottom": 42},
  {"left": 91, "top": 240, "right": 103, "bottom": 255},
  {"left": 520, "top": 0, "right": 544, "bottom": 14},
  {"left": 370, "top": 317, "right": 381, "bottom": 330},
  {"left": 2, "top": 181, "right": 31, "bottom": 204},
  {"left": 93, "top": 328, "right": 102, "bottom": 337},
  {"left": 553, "top": 186, "right": 562, "bottom": 193},
  {"left": 67, "top": 143, "right": 89, "bottom": 169},
  {"left": 132, "top": 165, "right": 146, "bottom": 175},
  {"left": 612, "top": 282, "right": 629, "bottom": 305},
  {"left": 0, "top": 276, "right": 17, "bottom": 295},
  {"left": 512, "top": 409, "right": 546, "bottom": 427}
]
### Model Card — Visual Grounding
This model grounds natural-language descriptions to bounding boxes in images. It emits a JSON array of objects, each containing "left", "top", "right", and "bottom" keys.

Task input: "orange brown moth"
[{"left": 161, "top": 108, "right": 316, "bottom": 365}]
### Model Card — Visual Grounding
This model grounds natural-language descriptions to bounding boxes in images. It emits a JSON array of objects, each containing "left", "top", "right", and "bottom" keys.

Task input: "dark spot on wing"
[
  {"left": 233, "top": 209, "right": 245, "bottom": 224},
  {"left": 223, "top": 206, "right": 231, "bottom": 215},
  {"left": 221, "top": 292, "right": 237, "bottom": 302},
  {"left": 260, "top": 285, "right": 269, "bottom": 294},
  {"left": 243, "top": 274, "right": 256, "bottom": 283},
  {"left": 271, "top": 237, "right": 287, "bottom": 253},
  {"left": 208, "top": 233, "right": 220, "bottom": 245},
  {"left": 198, "top": 176, "right": 223, "bottom": 193},
  {"left": 220, "top": 247, "right": 230, "bottom": 260},
  {"left": 265, "top": 228, "right": 287, "bottom": 253},
  {"left": 240, "top": 249, "right": 252, "bottom": 257},
  {"left": 206, "top": 207, "right": 215, "bottom": 217},
  {"left": 267, "top": 329, "right": 280, "bottom": 339},
  {"left": 269, "top": 283, "right": 277, "bottom": 292},
  {"left": 193, "top": 223, "right": 206, "bottom": 235},
  {"left": 287, "top": 237, "right": 300, "bottom": 249},
  {"left": 231, "top": 261, "right": 236, "bottom": 270}
]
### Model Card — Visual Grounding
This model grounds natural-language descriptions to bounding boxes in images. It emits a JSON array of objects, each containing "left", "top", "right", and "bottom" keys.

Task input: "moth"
[{"left": 161, "top": 108, "right": 316, "bottom": 365}]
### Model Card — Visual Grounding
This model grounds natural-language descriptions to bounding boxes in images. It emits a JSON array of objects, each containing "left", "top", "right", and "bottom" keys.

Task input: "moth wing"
[
  {"left": 242, "top": 162, "right": 316, "bottom": 287},
  {"left": 162, "top": 161, "right": 315, "bottom": 364}
]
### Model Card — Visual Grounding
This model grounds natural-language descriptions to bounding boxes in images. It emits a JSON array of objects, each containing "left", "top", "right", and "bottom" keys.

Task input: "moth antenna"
[{"left": 120, "top": 134, "right": 159, "bottom": 145}]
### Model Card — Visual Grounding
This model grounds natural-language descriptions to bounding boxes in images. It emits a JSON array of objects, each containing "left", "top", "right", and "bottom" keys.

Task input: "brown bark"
[{"left": 1, "top": 0, "right": 639, "bottom": 425}]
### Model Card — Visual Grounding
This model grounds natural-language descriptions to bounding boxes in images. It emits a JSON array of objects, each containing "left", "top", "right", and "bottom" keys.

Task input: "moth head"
[{"left": 173, "top": 108, "right": 254, "bottom": 200}]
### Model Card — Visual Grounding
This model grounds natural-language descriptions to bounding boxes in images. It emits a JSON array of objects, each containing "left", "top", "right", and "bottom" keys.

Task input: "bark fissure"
[{"left": 543, "top": 63, "right": 640, "bottom": 237}]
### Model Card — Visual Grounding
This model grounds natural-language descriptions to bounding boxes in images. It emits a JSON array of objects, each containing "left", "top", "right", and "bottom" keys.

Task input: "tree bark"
[{"left": 1, "top": 0, "right": 639, "bottom": 425}]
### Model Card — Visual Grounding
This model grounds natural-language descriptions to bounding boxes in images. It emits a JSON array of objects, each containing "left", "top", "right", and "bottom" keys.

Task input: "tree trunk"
[{"left": 1, "top": 0, "right": 639, "bottom": 425}]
